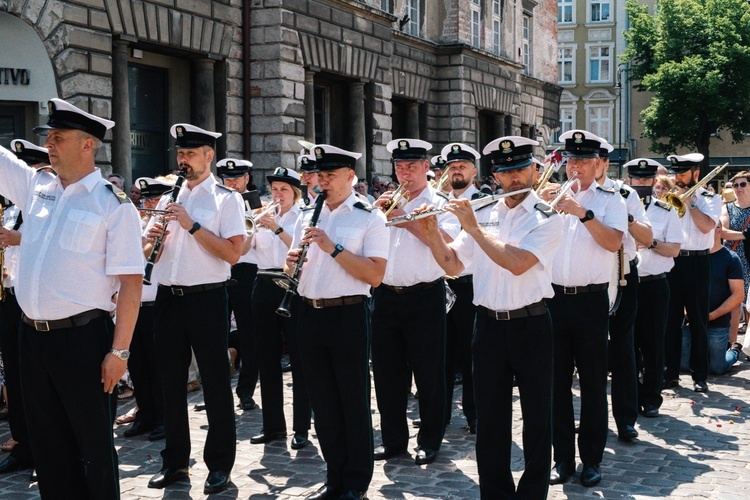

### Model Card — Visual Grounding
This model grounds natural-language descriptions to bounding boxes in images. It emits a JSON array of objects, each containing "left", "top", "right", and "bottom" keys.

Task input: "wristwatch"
[
  {"left": 330, "top": 243, "right": 344, "bottom": 259},
  {"left": 188, "top": 222, "right": 202, "bottom": 235},
  {"left": 110, "top": 348, "right": 130, "bottom": 361},
  {"left": 579, "top": 210, "right": 595, "bottom": 223},
  {"left": 274, "top": 226, "right": 284, "bottom": 235},
  {"left": 648, "top": 239, "right": 659, "bottom": 249},
  {"left": 628, "top": 214, "right": 634, "bottom": 225}
]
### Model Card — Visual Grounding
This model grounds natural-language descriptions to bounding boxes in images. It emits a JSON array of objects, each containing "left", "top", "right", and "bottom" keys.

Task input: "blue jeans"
[{"left": 681, "top": 324, "right": 739, "bottom": 375}]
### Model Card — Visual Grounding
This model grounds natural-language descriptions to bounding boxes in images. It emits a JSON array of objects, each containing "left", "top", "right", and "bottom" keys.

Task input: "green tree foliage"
[{"left": 624, "top": 0, "right": 750, "bottom": 168}]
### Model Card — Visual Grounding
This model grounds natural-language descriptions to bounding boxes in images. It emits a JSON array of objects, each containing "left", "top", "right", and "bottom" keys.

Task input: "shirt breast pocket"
[
  {"left": 193, "top": 208, "right": 217, "bottom": 222},
  {"left": 59, "top": 209, "right": 103, "bottom": 253},
  {"left": 334, "top": 226, "right": 365, "bottom": 251}
]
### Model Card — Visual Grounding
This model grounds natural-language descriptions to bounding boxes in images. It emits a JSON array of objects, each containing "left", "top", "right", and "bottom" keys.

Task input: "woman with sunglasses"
[{"left": 720, "top": 171, "right": 750, "bottom": 338}]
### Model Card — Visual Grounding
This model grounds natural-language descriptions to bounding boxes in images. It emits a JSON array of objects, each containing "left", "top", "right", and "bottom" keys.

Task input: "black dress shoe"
[
  {"left": 204, "top": 470, "right": 230, "bottom": 494},
  {"left": 29, "top": 469, "right": 37, "bottom": 482},
  {"left": 239, "top": 396, "right": 257, "bottom": 411},
  {"left": 580, "top": 463, "right": 601, "bottom": 487},
  {"left": 0, "top": 455, "right": 33, "bottom": 474},
  {"left": 148, "top": 425, "right": 166, "bottom": 441},
  {"left": 549, "top": 461, "right": 575, "bottom": 484},
  {"left": 124, "top": 421, "right": 155, "bottom": 438},
  {"left": 291, "top": 432, "right": 309, "bottom": 450},
  {"left": 415, "top": 448, "right": 437, "bottom": 465},
  {"left": 694, "top": 381, "right": 708, "bottom": 393},
  {"left": 466, "top": 419, "right": 477, "bottom": 434},
  {"left": 373, "top": 445, "right": 407, "bottom": 461},
  {"left": 306, "top": 483, "right": 342, "bottom": 500},
  {"left": 664, "top": 378, "right": 679, "bottom": 389},
  {"left": 340, "top": 488, "right": 368, "bottom": 500},
  {"left": 617, "top": 425, "right": 639, "bottom": 443},
  {"left": 640, "top": 406, "right": 659, "bottom": 418},
  {"left": 250, "top": 430, "right": 286, "bottom": 444},
  {"left": 412, "top": 418, "right": 421, "bottom": 427},
  {"left": 148, "top": 467, "right": 189, "bottom": 488}
]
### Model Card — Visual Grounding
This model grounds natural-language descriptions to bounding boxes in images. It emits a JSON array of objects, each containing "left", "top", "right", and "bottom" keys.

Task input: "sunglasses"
[{"left": 732, "top": 181, "right": 748, "bottom": 188}]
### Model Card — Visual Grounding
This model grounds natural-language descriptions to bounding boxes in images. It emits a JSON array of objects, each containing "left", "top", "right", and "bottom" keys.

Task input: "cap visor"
[{"left": 491, "top": 159, "right": 533, "bottom": 172}]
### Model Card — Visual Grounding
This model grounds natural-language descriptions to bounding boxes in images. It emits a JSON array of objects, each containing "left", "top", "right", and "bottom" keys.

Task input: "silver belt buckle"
[
  {"left": 34, "top": 320, "right": 50, "bottom": 332},
  {"left": 311, "top": 298, "right": 323, "bottom": 309},
  {"left": 563, "top": 286, "right": 577, "bottom": 295},
  {"left": 173, "top": 287, "right": 184, "bottom": 296},
  {"left": 494, "top": 310, "right": 510, "bottom": 321}
]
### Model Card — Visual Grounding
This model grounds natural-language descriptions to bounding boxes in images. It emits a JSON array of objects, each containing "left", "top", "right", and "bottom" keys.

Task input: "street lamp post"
[{"left": 616, "top": 63, "right": 628, "bottom": 179}]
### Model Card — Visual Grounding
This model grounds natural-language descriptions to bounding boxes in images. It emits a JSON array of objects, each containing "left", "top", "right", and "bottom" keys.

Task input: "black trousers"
[
  {"left": 635, "top": 277, "right": 670, "bottom": 409},
  {"left": 664, "top": 254, "right": 711, "bottom": 381},
  {"left": 229, "top": 263, "right": 259, "bottom": 400},
  {"left": 155, "top": 286, "right": 236, "bottom": 472},
  {"left": 371, "top": 282, "right": 447, "bottom": 451},
  {"left": 608, "top": 265, "right": 639, "bottom": 430},
  {"left": 445, "top": 279, "right": 476, "bottom": 426},
  {"left": 473, "top": 309, "right": 552, "bottom": 500},
  {"left": 549, "top": 288, "right": 609, "bottom": 466},
  {"left": 298, "top": 300, "right": 373, "bottom": 492},
  {"left": 0, "top": 293, "right": 32, "bottom": 463},
  {"left": 127, "top": 303, "right": 162, "bottom": 427},
  {"left": 252, "top": 276, "right": 310, "bottom": 434},
  {"left": 20, "top": 316, "right": 120, "bottom": 499}
]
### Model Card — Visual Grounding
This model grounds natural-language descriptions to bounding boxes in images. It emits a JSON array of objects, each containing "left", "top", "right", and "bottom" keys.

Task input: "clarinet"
[
  {"left": 143, "top": 170, "right": 186, "bottom": 285},
  {"left": 276, "top": 189, "right": 328, "bottom": 317}
]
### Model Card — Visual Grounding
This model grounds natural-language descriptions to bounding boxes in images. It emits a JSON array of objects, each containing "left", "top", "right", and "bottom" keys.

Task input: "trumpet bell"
[{"left": 662, "top": 192, "right": 686, "bottom": 218}]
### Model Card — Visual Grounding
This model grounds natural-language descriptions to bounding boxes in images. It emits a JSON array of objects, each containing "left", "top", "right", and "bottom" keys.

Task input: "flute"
[{"left": 143, "top": 169, "right": 186, "bottom": 285}]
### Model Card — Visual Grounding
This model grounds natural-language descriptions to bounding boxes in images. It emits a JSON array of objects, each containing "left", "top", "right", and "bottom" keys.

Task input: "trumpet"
[
  {"left": 383, "top": 181, "right": 411, "bottom": 217},
  {"left": 245, "top": 200, "right": 281, "bottom": 235},
  {"left": 662, "top": 162, "right": 728, "bottom": 218},
  {"left": 547, "top": 173, "right": 580, "bottom": 210},
  {"left": 385, "top": 187, "right": 533, "bottom": 226}
]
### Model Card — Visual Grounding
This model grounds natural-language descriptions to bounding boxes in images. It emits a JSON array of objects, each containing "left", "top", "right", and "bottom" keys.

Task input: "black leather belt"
[
  {"left": 448, "top": 275, "right": 473, "bottom": 285},
  {"left": 380, "top": 279, "right": 441, "bottom": 294},
  {"left": 141, "top": 301, "right": 156, "bottom": 307},
  {"left": 158, "top": 282, "right": 226, "bottom": 296},
  {"left": 258, "top": 268, "right": 284, "bottom": 280},
  {"left": 22, "top": 309, "right": 110, "bottom": 332},
  {"left": 5, "top": 287, "right": 14, "bottom": 296},
  {"left": 552, "top": 283, "right": 608, "bottom": 295},
  {"left": 481, "top": 300, "right": 547, "bottom": 321},
  {"left": 302, "top": 295, "right": 366, "bottom": 309},
  {"left": 232, "top": 262, "right": 257, "bottom": 269},
  {"left": 629, "top": 258, "right": 638, "bottom": 268},
  {"left": 639, "top": 273, "right": 666, "bottom": 283},
  {"left": 679, "top": 249, "right": 709, "bottom": 257}
]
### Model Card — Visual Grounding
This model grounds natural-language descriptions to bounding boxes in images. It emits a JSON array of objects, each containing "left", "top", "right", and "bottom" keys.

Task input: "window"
[
  {"left": 380, "top": 0, "right": 391, "bottom": 12},
  {"left": 588, "top": 45, "right": 611, "bottom": 82},
  {"left": 558, "top": 105, "right": 575, "bottom": 141},
  {"left": 558, "top": 45, "right": 575, "bottom": 83},
  {"left": 522, "top": 15, "right": 531, "bottom": 74},
  {"left": 491, "top": 0, "right": 501, "bottom": 55},
  {"left": 471, "top": 0, "right": 482, "bottom": 49},
  {"left": 405, "top": 0, "right": 420, "bottom": 37},
  {"left": 587, "top": 104, "right": 611, "bottom": 142},
  {"left": 493, "top": 0, "right": 501, "bottom": 15},
  {"left": 558, "top": 0, "right": 573, "bottom": 24},
  {"left": 590, "top": 0, "right": 611, "bottom": 22}
]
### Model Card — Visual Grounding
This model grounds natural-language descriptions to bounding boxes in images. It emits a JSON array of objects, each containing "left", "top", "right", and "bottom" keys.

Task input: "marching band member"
[
  {"left": 248, "top": 167, "right": 312, "bottom": 450},
  {"left": 145, "top": 124, "right": 245, "bottom": 494},
  {"left": 417, "top": 136, "right": 562, "bottom": 498},
  {"left": 439, "top": 143, "right": 481, "bottom": 434},
  {"left": 371, "top": 138, "right": 452, "bottom": 466},
  {"left": 217, "top": 158, "right": 260, "bottom": 411},
  {"left": 626, "top": 159, "right": 682, "bottom": 418},
  {"left": 300, "top": 154, "right": 320, "bottom": 206},
  {"left": 595, "top": 142, "right": 653, "bottom": 443},
  {"left": 662, "top": 153, "right": 722, "bottom": 393},
  {"left": 541, "top": 130, "right": 627, "bottom": 488},
  {"left": 0, "top": 99, "right": 143, "bottom": 498},
  {"left": 286, "top": 144, "right": 388, "bottom": 500}
]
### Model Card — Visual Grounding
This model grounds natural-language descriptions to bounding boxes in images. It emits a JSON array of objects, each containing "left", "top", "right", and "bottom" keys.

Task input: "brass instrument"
[
  {"left": 547, "top": 173, "right": 580, "bottom": 210},
  {"left": 0, "top": 205, "right": 5, "bottom": 302},
  {"left": 535, "top": 148, "right": 562, "bottom": 193},
  {"left": 434, "top": 168, "right": 451, "bottom": 193},
  {"left": 385, "top": 187, "right": 533, "bottom": 226},
  {"left": 383, "top": 181, "right": 411, "bottom": 217},
  {"left": 245, "top": 200, "right": 281, "bottom": 235},
  {"left": 662, "top": 162, "right": 728, "bottom": 218}
]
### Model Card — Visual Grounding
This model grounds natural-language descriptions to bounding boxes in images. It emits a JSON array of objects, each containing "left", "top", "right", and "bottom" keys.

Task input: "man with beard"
[
  {"left": 663, "top": 153, "right": 722, "bottom": 393},
  {"left": 145, "top": 124, "right": 245, "bottom": 494},
  {"left": 438, "top": 143, "right": 481, "bottom": 434},
  {"left": 417, "top": 136, "right": 562, "bottom": 498}
]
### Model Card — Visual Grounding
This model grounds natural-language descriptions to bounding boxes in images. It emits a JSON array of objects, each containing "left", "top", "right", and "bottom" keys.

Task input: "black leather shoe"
[
  {"left": 124, "top": 421, "right": 155, "bottom": 438},
  {"left": 0, "top": 455, "right": 33, "bottom": 474},
  {"left": 466, "top": 419, "right": 477, "bottom": 434},
  {"left": 204, "top": 470, "right": 230, "bottom": 494},
  {"left": 250, "top": 430, "right": 286, "bottom": 444},
  {"left": 412, "top": 418, "right": 421, "bottom": 427},
  {"left": 340, "top": 488, "right": 368, "bottom": 500},
  {"left": 617, "top": 425, "right": 639, "bottom": 443},
  {"left": 306, "top": 483, "right": 342, "bottom": 500},
  {"left": 291, "top": 432, "right": 309, "bottom": 450},
  {"left": 640, "top": 406, "right": 659, "bottom": 418},
  {"left": 373, "top": 445, "right": 407, "bottom": 461},
  {"left": 29, "top": 469, "right": 37, "bottom": 482},
  {"left": 580, "top": 463, "right": 601, "bottom": 487},
  {"left": 415, "top": 448, "right": 437, "bottom": 465},
  {"left": 664, "top": 378, "right": 679, "bottom": 389},
  {"left": 148, "top": 425, "right": 166, "bottom": 441},
  {"left": 694, "top": 381, "right": 708, "bottom": 393},
  {"left": 148, "top": 467, "right": 189, "bottom": 488},
  {"left": 549, "top": 461, "right": 575, "bottom": 484},
  {"left": 239, "top": 396, "right": 257, "bottom": 411}
]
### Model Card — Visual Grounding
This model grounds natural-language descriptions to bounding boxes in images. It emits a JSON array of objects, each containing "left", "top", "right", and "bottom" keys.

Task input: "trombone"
[
  {"left": 546, "top": 173, "right": 580, "bottom": 210},
  {"left": 434, "top": 168, "right": 451, "bottom": 193},
  {"left": 385, "top": 187, "right": 533, "bottom": 226},
  {"left": 662, "top": 162, "right": 728, "bottom": 218},
  {"left": 245, "top": 200, "right": 281, "bottom": 235},
  {"left": 383, "top": 181, "right": 411, "bottom": 217}
]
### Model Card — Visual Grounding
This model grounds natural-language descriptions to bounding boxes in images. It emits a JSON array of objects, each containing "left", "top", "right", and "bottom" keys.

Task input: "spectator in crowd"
[
  {"left": 355, "top": 179, "right": 376, "bottom": 204},
  {"left": 108, "top": 173, "right": 125, "bottom": 190}
]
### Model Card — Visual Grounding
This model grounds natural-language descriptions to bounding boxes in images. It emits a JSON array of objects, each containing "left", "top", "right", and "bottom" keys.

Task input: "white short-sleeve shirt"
[
  {"left": 678, "top": 187, "right": 722, "bottom": 251},
  {"left": 637, "top": 200, "right": 684, "bottom": 276},
  {"left": 252, "top": 205, "right": 300, "bottom": 270}
]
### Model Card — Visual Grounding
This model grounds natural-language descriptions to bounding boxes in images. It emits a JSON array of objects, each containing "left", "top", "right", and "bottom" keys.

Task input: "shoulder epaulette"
[
  {"left": 475, "top": 201, "right": 495, "bottom": 212},
  {"left": 105, "top": 184, "right": 130, "bottom": 204},
  {"left": 471, "top": 192, "right": 489, "bottom": 201},
  {"left": 300, "top": 204, "right": 316, "bottom": 211},
  {"left": 435, "top": 190, "right": 449, "bottom": 201},
  {"left": 534, "top": 202, "right": 557, "bottom": 218},
  {"left": 216, "top": 184, "right": 233, "bottom": 192},
  {"left": 596, "top": 185, "right": 616, "bottom": 194},
  {"left": 654, "top": 199, "right": 672, "bottom": 211},
  {"left": 701, "top": 190, "right": 715, "bottom": 198},
  {"left": 353, "top": 201, "right": 374, "bottom": 212}
]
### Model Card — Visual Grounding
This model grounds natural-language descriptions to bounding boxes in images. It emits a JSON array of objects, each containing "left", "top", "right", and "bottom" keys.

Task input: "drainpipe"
[{"left": 243, "top": 1, "right": 252, "bottom": 164}]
